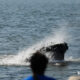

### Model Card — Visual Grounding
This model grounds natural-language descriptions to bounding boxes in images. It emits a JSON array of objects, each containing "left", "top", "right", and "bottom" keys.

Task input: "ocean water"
[{"left": 0, "top": 0, "right": 80, "bottom": 80}]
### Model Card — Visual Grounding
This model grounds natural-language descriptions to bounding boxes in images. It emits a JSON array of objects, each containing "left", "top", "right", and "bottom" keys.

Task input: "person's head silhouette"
[
  {"left": 30, "top": 51, "right": 48, "bottom": 75},
  {"left": 24, "top": 52, "right": 56, "bottom": 80}
]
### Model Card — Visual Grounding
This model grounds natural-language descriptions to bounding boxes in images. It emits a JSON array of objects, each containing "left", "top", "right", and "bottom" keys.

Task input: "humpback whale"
[
  {"left": 37, "top": 42, "right": 68, "bottom": 65},
  {"left": 25, "top": 42, "right": 68, "bottom": 66}
]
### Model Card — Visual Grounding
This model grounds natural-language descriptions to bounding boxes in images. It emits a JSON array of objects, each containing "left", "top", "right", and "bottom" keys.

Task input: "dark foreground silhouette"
[{"left": 24, "top": 52, "right": 56, "bottom": 80}]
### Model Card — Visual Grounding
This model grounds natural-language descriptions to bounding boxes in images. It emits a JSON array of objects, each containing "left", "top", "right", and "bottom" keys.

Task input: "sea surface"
[{"left": 0, "top": 0, "right": 80, "bottom": 80}]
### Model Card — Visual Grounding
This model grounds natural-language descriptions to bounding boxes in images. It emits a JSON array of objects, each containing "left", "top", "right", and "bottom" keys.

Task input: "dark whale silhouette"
[
  {"left": 38, "top": 42, "right": 68, "bottom": 61},
  {"left": 26, "top": 42, "right": 68, "bottom": 66}
]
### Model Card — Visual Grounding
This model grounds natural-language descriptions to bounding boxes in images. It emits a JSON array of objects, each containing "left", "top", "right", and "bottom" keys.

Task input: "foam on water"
[
  {"left": 65, "top": 56, "right": 80, "bottom": 62},
  {"left": 0, "top": 26, "right": 79, "bottom": 66}
]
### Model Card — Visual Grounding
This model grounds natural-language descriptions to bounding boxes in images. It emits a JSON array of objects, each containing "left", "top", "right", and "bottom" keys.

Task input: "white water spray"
[{"left": 0, "top": 26, "right": 73, "bottom": 66}]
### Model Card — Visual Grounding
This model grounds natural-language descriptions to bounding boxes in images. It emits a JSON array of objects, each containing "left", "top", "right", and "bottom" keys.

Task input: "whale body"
[
  {"left": 36, "top": 42, "right": 69, "bottom": 66},
  {"left": 37, "top": 42, "right": 68, "bottom": 61},
  {"left": 25, "top": 42, "right": 68, "bottom": 66}
]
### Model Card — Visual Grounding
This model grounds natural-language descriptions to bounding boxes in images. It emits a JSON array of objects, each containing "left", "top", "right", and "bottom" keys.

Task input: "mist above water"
[{"left": 0, "top": 26, "right": 75, "bottom": 66}]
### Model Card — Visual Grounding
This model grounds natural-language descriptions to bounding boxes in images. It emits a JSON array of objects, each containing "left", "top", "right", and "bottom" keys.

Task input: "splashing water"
[{"left": 0, "top": 26, "right": 78, "bottom": 66}]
